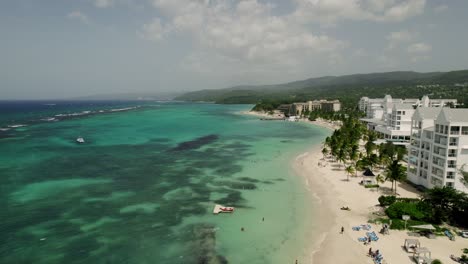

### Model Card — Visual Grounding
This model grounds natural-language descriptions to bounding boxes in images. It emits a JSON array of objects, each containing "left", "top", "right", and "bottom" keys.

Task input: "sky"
[{"left": 1, "top": 0, "right": 468, "bottom": 99}]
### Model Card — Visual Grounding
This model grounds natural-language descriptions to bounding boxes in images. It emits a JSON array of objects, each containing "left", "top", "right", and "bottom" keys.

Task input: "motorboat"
[
  {"left": 76, "top": 137, "right": 85, "bottom": 144},
  {"left": 213, "top": 204, "right": 235, "bottom": 214}
]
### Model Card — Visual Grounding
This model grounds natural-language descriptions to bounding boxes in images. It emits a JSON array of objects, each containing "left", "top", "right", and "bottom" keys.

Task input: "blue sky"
[{"left": 1, "top": 0, "right": 468, "bottom": 99}]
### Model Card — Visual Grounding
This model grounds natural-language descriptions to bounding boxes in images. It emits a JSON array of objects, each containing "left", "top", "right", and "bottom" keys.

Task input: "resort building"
[
  {"left": 359, "top": 95, "right": 458, "bottom": 143},
  {"left": 290, "top": 100, "right": 341, "bottom": 116},
  {"left": 407, "top": 108, "right": 468, "bottom": 194}
]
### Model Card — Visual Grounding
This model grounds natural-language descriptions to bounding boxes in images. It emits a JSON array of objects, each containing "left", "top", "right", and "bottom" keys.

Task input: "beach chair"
[
  {"left": 353, "top": 226, "right": 361, "bottom": 231},
  {"left": 445, "top": 230, "right": 455, "bottom": 241},
  {"left": 358, "top": 237, "right": 367, "bottom": 242}
]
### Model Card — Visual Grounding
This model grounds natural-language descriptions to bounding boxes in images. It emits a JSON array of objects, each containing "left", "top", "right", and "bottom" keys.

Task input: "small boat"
[
  {"left": 213, "top": 204, "right": 235, "bottom": 214},
  {"left": 76, "top": 137, "right": 85, "bottom": 144}
]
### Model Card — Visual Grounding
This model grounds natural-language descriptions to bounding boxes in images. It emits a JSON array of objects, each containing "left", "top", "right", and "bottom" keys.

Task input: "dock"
[{"left": 213, "top": 204, "right": 235, "bottom": 214}]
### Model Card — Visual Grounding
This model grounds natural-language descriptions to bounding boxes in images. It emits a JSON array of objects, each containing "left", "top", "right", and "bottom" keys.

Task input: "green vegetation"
[
  {"left": 422, "top": 187, "right": 468, "bottom": 225},
  {"left": 176, "top": 70, "right": 468, "bottom": 109},
  {"left": 431, "top": 259, "right": 443, "bottom": 264},
  {"left": 379, "top": 187, "right": 468, "bottom": 229},
  {"left": 385, "top": 202, "right": 430, "bottom": 221},
  {"left": 378, "top": 195, "right": 396, "bottom": 206}
]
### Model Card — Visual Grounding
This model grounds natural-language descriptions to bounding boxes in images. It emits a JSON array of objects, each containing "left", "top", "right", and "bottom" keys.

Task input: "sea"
[{"left": 0, "top": 101, "right": 329, "bottom": 264}]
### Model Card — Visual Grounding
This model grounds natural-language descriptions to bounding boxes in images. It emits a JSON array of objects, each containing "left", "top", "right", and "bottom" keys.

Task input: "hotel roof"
[
  {"left": 439, "top": 108, "right": 468, "bottom": 123},
  {"left": 413, "top": 107, "right": 442, "bottom": 120}
]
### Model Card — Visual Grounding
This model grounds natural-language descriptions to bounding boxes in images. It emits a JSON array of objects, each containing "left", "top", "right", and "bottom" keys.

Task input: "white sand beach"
[
  {"left": 242, "top": 110, "right": 467, "bottom": 263},
  {"left": 294, "top": 127, "right": 468, "bottom": 264}
]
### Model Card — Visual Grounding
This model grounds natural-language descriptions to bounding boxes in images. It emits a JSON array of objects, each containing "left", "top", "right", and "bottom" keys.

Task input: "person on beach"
[
  {"left": 262, "top": 217, "right": 264, "bottom": 221},
  {"left": 368, "top": 247, "right": 372, "bottom": 256},
  {"left": 341, "top": 226, "right": 344, "bottom": 234}
]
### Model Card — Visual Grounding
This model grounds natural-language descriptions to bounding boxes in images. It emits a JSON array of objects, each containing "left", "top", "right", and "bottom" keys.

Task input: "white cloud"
[
  {"left": 67, "top": 11, "right": 90, "bottom": 24},
  {"left": 407, "top": 42, "right": 432, "bottom": 63},
  {"left": 94, "top": 0, "right": 115, "bottom": 8},
  {"left": 407, "top": 42, "right": 432, "bottom": 53},
  {"left": 291, "top": 0, "right": 426, "bottom": 25},
  {"left": 386, "top": 30, "right": 414, "bottom": 49},
  {"left": 433, "top": 4, "right": 448, "bottom": 13},
  {"left": 143, "top": 0, "right": 345, "bottom": 72},
  {"left": 140, "top": 18, "right": 166, "bottom": 41}
]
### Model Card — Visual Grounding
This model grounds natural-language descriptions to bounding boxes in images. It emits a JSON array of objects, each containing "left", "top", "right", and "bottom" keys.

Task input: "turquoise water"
[{"left": 0, "top": 102, "right": 329, "bottom": 263}]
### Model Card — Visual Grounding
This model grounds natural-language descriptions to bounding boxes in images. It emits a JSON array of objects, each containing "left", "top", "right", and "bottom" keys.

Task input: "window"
[
  {"left": 449, "top": 138, "right": 457, "bottom": 146},
  {"left": 448, "top": 160, "right": 456, "bottom": 168},
  {"left": 436, "top": 124, "right": 440, "bottom": 133},
  {"left": 446, "top": 182, "right": 454, "bottom": 188},
  {"left": 450, "top": 126, "right": 460, "bottom": 135},
  {"left": 447, "top": 172, "right": 455, "bottom": 179},
  {"left": 462, "top": 127, "right": 468, "bottom": 135},
  {"left": 403, "top": 111, "right": 406, "bottom": 115}
]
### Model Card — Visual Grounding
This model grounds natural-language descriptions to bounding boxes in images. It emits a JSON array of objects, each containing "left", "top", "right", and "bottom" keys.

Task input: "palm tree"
[
  {"left": 345, "top": 165, "right": 355, "bottom": 181},
  {"left": 322, "top": 147, "right": 329, "bottom": 160},
  {"left": 385, "top": 160, "right": 406, "bottom": 194},
  {"left": 337, "top": 147, "right": 346, "bottom": 168},
  {"left": 365, "top": 131, "right": 377, "bottom": 158}
]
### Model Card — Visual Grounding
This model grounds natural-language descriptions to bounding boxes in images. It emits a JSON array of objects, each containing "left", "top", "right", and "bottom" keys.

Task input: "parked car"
[{"left": 460, "top": 230, "right": 468, "bottom": 238}]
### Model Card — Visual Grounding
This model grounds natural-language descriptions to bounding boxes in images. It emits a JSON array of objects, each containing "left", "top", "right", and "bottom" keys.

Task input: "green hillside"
[{"left": 175, "top": 70, "right": 468, "bottom": 109}]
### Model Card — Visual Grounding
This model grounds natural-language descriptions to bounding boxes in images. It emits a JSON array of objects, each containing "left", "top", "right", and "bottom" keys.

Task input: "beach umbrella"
[{"left": 410, "top": 224, "right": 436, "bottom": 230}]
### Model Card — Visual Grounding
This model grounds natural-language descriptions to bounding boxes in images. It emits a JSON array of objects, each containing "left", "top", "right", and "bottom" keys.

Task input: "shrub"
[
  {"left": 378, "top": 195, "right": 396, "bottom": 206},
  {"left": 364, "top": 184, "right": 380, "bottom": 188},
  {"left": 431, "top": 259, "right": 442, "bottom": 264},
  {"left": 385, "top": 202, "right": 428, "bottom": 221},
  {"left": 389, "top": 219, "right": 427, "bottom": 230}
]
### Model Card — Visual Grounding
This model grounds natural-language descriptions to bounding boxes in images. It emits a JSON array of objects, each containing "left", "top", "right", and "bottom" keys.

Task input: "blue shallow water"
[{"left": 0, "top": 101, "right": 328, "bottom": 264}]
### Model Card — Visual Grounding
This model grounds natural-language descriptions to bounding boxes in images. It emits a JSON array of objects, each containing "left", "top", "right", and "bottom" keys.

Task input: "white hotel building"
[
  {"left": 359, "top": 95, "right": 458, "bottom": 143},
  {"left": 407, "top": 108, "right": 468, "bottom": 193}
]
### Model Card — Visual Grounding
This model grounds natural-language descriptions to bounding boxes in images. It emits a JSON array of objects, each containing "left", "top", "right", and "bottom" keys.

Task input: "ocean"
[{"left": 0, "top": 101, "right": 329, "bottom": 264}]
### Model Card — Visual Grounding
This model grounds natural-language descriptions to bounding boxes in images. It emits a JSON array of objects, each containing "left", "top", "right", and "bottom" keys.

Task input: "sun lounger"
[
  {"left": 366, "top": 231, "right": 379, "bottom": 241},
  {"left": 358, "top": 237, "right": 367, "bottom": 242},
  {"left": 353, "top": 226, "right": 361, "bottom": 231},
  {"left": 445, "top": 230, "right": 455, "bottom": 241},
  {"left": 362, "top": 224, "right": 372, "bottom": 230}
]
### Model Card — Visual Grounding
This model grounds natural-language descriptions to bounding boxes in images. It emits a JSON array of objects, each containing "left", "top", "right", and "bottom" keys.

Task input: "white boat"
[
  {"left": 213, "top": 204, "right": 235, "bottom": 214},
  {"left": 76, "top": 137, "right": 85, "bottom": 144}
]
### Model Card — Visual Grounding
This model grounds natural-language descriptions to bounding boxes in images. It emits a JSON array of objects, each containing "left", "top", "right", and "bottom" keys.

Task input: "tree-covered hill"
[{"left": 175, "top": 70, "right": 468, "bottom": 109}]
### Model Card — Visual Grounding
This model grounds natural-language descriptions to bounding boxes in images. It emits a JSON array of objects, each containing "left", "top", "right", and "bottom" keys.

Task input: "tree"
[
  {"left": 423, "top": 186, "right": 468, "bottom": 224},
  {"left": 337, "top": 147, "right": 347, "bottom": 168},
  {"left": 385, "top": 160, "right": 406, "bottom": 194},
  {"left": 322, "top": 147, "right": 329, "bottom": 159},
  {"left": 345, "top": 165, "right": 355, "bottom": 181},
  {"left": 365, "top": 131, "right": 377, "bottom": 158},
  {"left": 459, "top": 164, "right": 468, "bottom": 186}
]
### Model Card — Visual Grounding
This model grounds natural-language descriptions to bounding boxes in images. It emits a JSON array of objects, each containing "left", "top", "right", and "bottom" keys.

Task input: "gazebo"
[
  {"left": 362, "top": 168, "right": 376, "bottom": 185},
  {"left": 413, "top": 247, "right": 431, "bottom": 264},
  {"left": 404, "top": 238, "right": 421, "bottom": 253}
]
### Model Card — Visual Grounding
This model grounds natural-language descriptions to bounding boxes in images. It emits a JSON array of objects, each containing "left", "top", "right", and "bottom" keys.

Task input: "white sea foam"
[{"left": 8, "top": 124, "right": 27, "bottom": 128}]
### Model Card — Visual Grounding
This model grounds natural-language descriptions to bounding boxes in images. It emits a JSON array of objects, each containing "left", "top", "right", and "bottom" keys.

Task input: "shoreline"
[
  {"left": 242, "top": 109, "right": 468, "bottom": 264},
  {"left": 292, "top": 124, "right": 468, "bottom": 264}
]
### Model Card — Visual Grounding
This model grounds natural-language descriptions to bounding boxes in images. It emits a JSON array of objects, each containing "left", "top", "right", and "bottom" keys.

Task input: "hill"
[{"left": 175, "top": 70, "right": 468, "bottom": 109}]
